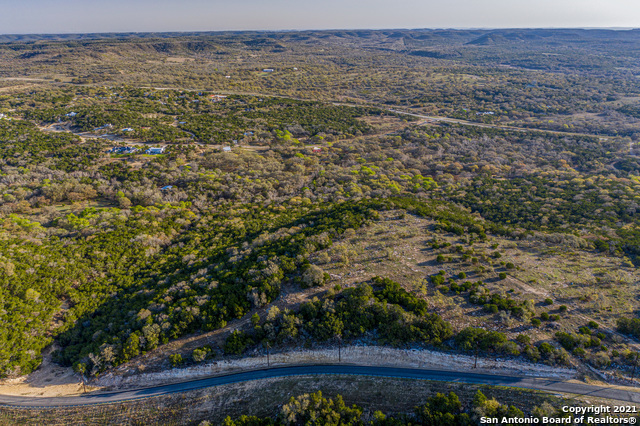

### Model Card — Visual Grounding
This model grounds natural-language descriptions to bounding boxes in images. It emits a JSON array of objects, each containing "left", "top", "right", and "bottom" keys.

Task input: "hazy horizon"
[
  {"left": 1, "top": 0, "right": 639, "bottom": 35},
  {"left": 1, "top": 26, "right": 639, "bottom": 38}
]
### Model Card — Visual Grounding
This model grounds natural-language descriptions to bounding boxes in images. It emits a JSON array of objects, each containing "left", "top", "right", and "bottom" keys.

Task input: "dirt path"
[
  {"left": 0, "top": 77, "right": 51, "bottom": 82},
  {"left": 388, "top": 109, "right": 615, "bottom": 141}
]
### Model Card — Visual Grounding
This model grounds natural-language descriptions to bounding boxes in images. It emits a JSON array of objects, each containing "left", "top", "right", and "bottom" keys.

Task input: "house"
[
  {"left": 94, "top": 123, "right": 113, "bottom": 131},
  {"left": 262, "top": 69, "right": 275, "bottom": 72},
  {"left": 244, "top": 132, "right": 254, "bottom": 136},
  {"left": 109, "top": 146, "right": 139, "bottom": 154},
  {"left": 161, "top": 185, "right": 173, "bottom": 191},
  {"left": 222, "top": 146, "right": 232, "bottom": 152},
  {"left": 121, "top": 128, "right": 134, "bottom": 132},
  {"left": 66, "top": 112, "right": 77, "bottom": 117},
  {"left": 312, "top": 147, "right": 322, "bottom": 153},
  {"left": 145, "top": 147, "right": 166, "bottom": 155}
]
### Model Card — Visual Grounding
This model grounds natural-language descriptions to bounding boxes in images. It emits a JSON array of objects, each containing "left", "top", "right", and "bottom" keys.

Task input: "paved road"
[{"left": 1, "top": 365, "right": 639, "bottom": 408}]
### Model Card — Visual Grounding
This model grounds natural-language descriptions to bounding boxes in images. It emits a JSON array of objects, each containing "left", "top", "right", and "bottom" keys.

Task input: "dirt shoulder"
[{"left": 0, "top": 347, "right": 97, "bottom": 397}]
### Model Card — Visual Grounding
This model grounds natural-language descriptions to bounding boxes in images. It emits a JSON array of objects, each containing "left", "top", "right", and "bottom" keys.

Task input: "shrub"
[
  {"left": 578, "top": 326, "right": 591, "bottom": 335},
  {"left": 531, "top": 318, "right": 541, "bottom": 327},
  {"left": 373, "top": 276, "right": 428, "bottom": 316},
  {"left": 588, "top": 352, "right": 611, "bottom": 368},
  {"left": 224, "top": 331, "right": 253, "bottom": 355},
  {"left": 559, "top": 305, "right": 568, "bottom": 313},
  {"left": 537, "top": 343, "right": 569, "bottom": 365},
  {"left": 555, "top": 331, "right": 591, "bottom": 351},
  {"left": 169, "top": 353, "right": 183, "bottom": 367},
  {"left": 414, "top": 392, "right": 472, "bottom": 425},
  {"left": 192, "top": 346, "right": 213, "bottom": 362},
  {"left": 498, "top": 341, "right": 521, "bottom": 356},
  {"left": 455, "top": 327, "right": 508, "bottom": 353},
  {"left": 431, "top": 274, "right": 445, "bottom": 286},
  {"left": 540, "top": 312, "right": 550, "bottom": 321},
  {"left": 538, "top": 342, "right": 555, "bottom": 356},
  {"left": 470, "top": 290, "right": 531, "bottom": 318},
  {"left": 618, "top": 317, "right": 640, "bottom": 337},
  {"left": 316, "top": 252, "right": 331, "bottom": 264},
  {"left": 498, "top": 272, "right": 507, "bottom": 280},
  {"left": 251, "top": 313, "right": 261, "bottom": 327},
  {"left": 301, "top": 264, "right": 328, "bottom": 288},
  {"left": 587, "top": 321, "right": 599, "bottom": 329},
  {"left": 524, "top": 345, "right": 540, "bottom": 362},
  {"left": 280, "top": 391, "right": 363, "bottom": 425},
  {"left": 543, "top": 298, "right": 553, "bottom": 305},
  {"left": 516, "top": 334, "right": 531, "bottom": 345},
  {"left": 484, "top": 304, "right": 499, "bottom": 314}
]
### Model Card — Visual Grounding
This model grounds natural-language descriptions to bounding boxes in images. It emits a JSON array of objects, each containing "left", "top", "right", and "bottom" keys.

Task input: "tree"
[
  {"left": 169, "top": 353, "right": 183, "bottom": 367},
  {"left": 281, "top": 391, "right": 363, "bottom": 426},
  {"left": 122, "top": 333, "right": 141, "bottom": 360},
  {"left": 73, "top": 362, "right": 87, "bottom": 393},
  {"left": 224, "top": 331, "right": 253, "bottom": 355},
  {"left": 142, "top": 324, "right": 161, "bottom": 351},
  {"left": 192, "top": 346, "right": 212, "bottom": 362},
  {"left": 301, "top": 265, "right": 327, "bottom": 288},
  {"left": 415, "top": 392, "right": 472, "bottom": 426},
  {"left": 472, "top": 390, "right": 524, "bottom": 422}
]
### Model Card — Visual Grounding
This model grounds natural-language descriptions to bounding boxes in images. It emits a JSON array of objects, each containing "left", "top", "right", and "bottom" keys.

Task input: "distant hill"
[
  {"left": 466, "top": 28, "right": 640, "bottom": 45},
  {"left": 0, "top": 28, "right": 638, "bottom": 46}
]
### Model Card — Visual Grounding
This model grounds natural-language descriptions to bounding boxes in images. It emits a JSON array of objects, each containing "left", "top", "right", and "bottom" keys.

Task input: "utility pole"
[
  {"left": 338, "top": 336, "right": 342, "bottom": 363},
  {"left": 76, "top": 363, "right": 87, "bottom": 393},
  {"left": 265, "top": 342, "right": 270, "bottom": 367},
  {"left": 474, "top": 341, "right": 479, "bottom": 369}
]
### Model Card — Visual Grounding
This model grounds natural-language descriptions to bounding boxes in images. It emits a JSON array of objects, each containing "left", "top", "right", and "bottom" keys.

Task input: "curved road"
[{"left": 1, "top": 365, "right": 639, "bottom": 408}]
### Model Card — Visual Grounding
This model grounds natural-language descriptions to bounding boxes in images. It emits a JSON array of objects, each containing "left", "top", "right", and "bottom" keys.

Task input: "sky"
[{"left": 0, "top": 0, "right": 639, "bottom": 35}]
